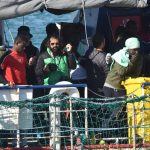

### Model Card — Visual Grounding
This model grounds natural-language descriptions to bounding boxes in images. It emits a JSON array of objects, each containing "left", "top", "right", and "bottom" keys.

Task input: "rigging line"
[
  {"left": 23, "top": 16, "right": 25, "bottom": 25},
  {"left": 43, "top": 0, "right": 48, "bottom": 9},
  {"left": 3, "top": 29, "right": 9, "bottom": 47},
  {"left": 88, "top": 88, "right": 106, "bottom": 98},
  {"left": 4, "top": 20, "right": 14, "bottom": 44},
  {"left": 81, "top": 0, "right": 89, "bottom": 48},
  {"left": 127, "top": 87, "right": 141, "bottom": 96},
  {"left": 88, "top": 86, "right": 141, "bottom": 98},
  {"left": 106, "top": 10, "right": 114, "bottom": 41}
]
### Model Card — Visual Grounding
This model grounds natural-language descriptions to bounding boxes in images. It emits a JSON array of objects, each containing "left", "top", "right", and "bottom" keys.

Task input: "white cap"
[{"left": 125, "top": 37, "right": 140, "bottom": 49}]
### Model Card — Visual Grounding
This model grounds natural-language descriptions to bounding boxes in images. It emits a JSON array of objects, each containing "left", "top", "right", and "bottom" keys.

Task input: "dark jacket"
[
  {"left": 35, "top": 49, "right": 76, "bottom": 85},
  {"left": 24, "top": 42, "right": 39, "bottom": 85},
  {"left": 82, "top": 48, "right": 109, "bottom": 92}
]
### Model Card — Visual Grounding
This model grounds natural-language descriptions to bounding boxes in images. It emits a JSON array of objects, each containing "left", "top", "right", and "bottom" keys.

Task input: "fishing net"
[{"left": 0, "top": 92, "right": 150, "bottom": 149}]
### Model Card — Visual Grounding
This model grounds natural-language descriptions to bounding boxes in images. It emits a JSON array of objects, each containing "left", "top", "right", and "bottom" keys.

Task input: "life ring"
[
  {"left": 49, "top": 81, "right": 80, "bottom": 149},
  {"left": 49, "top": 81, "right": 80, "bottom": 98}
]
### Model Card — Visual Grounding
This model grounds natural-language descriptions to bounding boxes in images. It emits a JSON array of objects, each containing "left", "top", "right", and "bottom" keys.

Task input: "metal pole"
[
  {"left": 132, "top": 102, "right": 136, "bottom": 150},
  {"left": 141, "top": 85, "right": 145, "bottom": 143},
  {"left": 70, "top": 98, "right": 73, "bottom": 150},
  {"left": 49, "top": 99, "right": 51, "bottom": 147},
  {"left": 49, "top": 97, "right": 61, "bottom": 149},
  {"left": 84, "top": 86, "right": 88, "bottom": 137},
  {"left": 16, "top": 88, "right": 20, "bottom": 148},
  {"left": 16, "top": 129, "right": 20, "bottom": 148},
  {"left": 53, "top": 98, "right": 56, "bottom": 149}
]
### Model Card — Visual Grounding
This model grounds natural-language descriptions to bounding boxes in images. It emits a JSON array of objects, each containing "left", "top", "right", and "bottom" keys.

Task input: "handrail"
[{"left": 0, "top": 84, "right": 87, "bottom": 89}]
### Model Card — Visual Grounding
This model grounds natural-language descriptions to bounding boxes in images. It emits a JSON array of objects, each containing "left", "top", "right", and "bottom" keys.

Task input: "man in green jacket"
[{"left": 35, "top": 35, "right": 76, "bottom": 86}]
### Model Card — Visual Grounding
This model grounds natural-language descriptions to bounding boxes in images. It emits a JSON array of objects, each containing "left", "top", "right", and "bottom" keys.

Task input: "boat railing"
[{"left": 0, "top": 83, "right": 150, "bottom": 149}]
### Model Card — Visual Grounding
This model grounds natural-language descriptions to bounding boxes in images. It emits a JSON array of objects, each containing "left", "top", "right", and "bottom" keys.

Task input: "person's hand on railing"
[{"left": 8, "top": 81, "right": 15, "bottom": 87}]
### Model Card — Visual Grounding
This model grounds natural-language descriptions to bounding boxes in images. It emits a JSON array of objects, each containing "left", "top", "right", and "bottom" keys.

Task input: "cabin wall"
[{"left": 96, "top": 7, "right": 150, "bottom": 53}]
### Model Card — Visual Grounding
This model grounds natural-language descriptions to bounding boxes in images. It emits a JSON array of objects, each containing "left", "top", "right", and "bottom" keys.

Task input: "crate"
[{"left": 123, "top": 77, "right": 150, "bottom": 143}]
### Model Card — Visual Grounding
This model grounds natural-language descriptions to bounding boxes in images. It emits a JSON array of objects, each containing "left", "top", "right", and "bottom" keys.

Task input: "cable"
[
  {"left": 23, "top": 16, "right": 25, "bottom": 25},
  {"left": 81, "top": 0, "right": 89, "bottom": 48},
  {"left": 88, "top": 88, "right": 106, "bottom": 98},
  {"left": 3, "top": 29, "right": 9, "bottom": 48},
  {"left": 43, "top": 0, "right": 48, "bottom": 9},
  {"left": 107, "top": 11, "right": 114, "bottom": 41},
  {"left": 4, "top": 21, "right": 14, "bottom": 44},
  {"left": 88, "top": 86, "right": 141, "bottom": 99}
]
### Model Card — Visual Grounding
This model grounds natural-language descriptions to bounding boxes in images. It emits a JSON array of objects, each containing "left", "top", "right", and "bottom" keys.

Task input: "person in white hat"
[
  {"left": 102, "top": 37, "right": 144, "bottom": 128},
  {"left": 103, "top": 37, "right": 142, "bottom": 97}
]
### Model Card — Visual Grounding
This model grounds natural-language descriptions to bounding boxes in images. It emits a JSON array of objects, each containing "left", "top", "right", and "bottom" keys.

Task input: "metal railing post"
[
  {"left": 142, "top": 85, "right": 145, "bottom": 143},
  {"left": 85, "top": 86, "right": 88, "bottom": 137},
  {"left": 70, "top": 98, "right": 73, "bottom": 150},
  {"left": 132, "top": 102, "right": 136, "bottom": 150}
]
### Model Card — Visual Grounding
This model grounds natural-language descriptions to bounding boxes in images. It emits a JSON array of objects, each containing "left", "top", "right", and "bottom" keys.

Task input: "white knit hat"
[{"left": 125, "top": 37, "right": 140, "bottom": 49}]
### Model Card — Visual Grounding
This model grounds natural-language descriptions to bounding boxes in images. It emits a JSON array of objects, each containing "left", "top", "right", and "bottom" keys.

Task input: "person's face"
[
  {"left": 24, "top": 34, "right": 31, "bottom": 46},
  {"left": 128, "top": 48, "right": 139, "bottom": 57},
  {"left": 49, "top": 37, "right": 60, "bottom": 53},
  {"left": 16, "top": 40, "right": 28, "bottom": 52}
]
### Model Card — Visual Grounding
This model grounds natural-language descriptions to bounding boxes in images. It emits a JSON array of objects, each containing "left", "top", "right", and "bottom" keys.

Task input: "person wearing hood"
[{"left": 103, "top": 37, "right": 143, "bottom": 97}]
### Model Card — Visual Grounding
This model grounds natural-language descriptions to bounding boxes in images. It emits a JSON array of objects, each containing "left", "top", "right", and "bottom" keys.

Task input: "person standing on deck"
[
  {"left": 103, "top": 37, "right": 142, "bottom": 97},
  {"left": 17, "top": 25, "right": 39, "bottom": 86},
  {"left": 102, "top": 37, "right": 143, "bottom": 128},
  {"left": 35, "top": 35, "right": 76, "bottom": 94},
  {"left": 0, "top": 35, "right": 29, "bottom": 86},
  {"left": 83, "top": 33, "right": 109, "bottom": 98}
]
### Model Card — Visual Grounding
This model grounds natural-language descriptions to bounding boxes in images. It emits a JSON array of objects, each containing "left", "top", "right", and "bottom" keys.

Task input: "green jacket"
[
  {"left": 44, "top": 55, "right": 69, "bottom": 85},
  {"left": 35, "top": 48, "right": 75, "bottom": 85}
]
